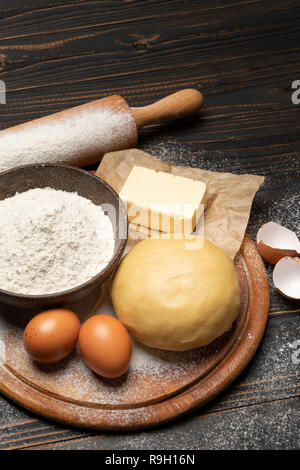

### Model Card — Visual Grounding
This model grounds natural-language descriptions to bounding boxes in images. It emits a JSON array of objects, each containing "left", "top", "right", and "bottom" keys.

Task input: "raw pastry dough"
[{"left": 111, "top": 238, "right": 240, "bottom": 351}]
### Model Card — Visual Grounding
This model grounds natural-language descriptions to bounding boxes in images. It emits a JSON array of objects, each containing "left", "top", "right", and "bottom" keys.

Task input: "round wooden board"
[{"left": 0, "top": 235, "right": 269, "bottom": 430}]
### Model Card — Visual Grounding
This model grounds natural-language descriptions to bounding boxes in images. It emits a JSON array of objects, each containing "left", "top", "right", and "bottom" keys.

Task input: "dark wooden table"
[{"left": 0, "top": 0, "right": 299, "bottom": 450}]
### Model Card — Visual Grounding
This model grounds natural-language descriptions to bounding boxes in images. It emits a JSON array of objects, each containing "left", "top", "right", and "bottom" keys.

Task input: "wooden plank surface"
[{"left": 0, "top": 0, "right": 299, "bottom": 449}]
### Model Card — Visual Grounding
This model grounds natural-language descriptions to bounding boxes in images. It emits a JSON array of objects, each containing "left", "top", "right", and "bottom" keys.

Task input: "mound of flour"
[{"left": 0, "top": 188, "right": 115, "bottom": 295}]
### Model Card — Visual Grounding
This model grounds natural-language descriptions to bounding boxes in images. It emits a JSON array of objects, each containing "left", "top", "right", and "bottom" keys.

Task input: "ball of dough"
[{"left": 111, "top": 238, "right": 240, "bottom": 351}]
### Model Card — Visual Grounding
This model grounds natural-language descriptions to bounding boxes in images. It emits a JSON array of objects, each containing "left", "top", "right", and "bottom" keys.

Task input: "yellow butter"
[{"left": 119, "top": 166, "right": 206, "bottom": 234}]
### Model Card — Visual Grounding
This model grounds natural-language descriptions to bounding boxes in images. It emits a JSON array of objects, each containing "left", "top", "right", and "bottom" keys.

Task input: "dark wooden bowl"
[{"left": 0, "top": 164, "right": 128, "bottom": 309}]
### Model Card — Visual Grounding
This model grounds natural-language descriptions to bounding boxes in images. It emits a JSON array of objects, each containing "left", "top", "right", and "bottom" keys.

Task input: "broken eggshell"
[
  {"left": 273, "top": 257, "right": 300, "bottom": 300},
  {"left": 257, "top": 222, "right": 300, "bottom": 264}
]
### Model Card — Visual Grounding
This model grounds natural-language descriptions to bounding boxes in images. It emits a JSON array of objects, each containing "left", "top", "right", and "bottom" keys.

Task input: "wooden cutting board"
[{"left": 0, "top": 235, "right": 269, "bottom": 430}]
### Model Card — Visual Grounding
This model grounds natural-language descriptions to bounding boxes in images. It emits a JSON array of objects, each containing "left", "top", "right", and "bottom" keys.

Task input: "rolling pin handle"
[{"left": 131, "top": 89, "right": 204, "bottom": 129}]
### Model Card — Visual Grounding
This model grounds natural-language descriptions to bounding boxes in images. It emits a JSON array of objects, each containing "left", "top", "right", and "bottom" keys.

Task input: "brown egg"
[
  {"left": 24, "top": 309, "right": 80, "bottom": 363},
  {"left": 78, "top": 314, "right": 132, "bottom": 379}
]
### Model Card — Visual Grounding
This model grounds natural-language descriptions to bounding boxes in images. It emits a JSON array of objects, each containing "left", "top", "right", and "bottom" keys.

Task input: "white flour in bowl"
[{"left": 0, "top": 188, "right": 115, "bottom": 295}]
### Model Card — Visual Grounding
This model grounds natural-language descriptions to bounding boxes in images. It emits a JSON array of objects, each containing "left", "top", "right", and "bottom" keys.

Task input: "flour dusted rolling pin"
[{"left": 0, "top": 89, "right": 203, "bottom": 172}]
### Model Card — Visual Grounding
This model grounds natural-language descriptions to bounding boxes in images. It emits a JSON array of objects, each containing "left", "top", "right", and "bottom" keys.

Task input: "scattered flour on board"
[
  {"left": 0, "top": 291, "right": 224, "bottom": 405},
  {"left": 0, "top": 188, "right": 115, "bottom": 295}
]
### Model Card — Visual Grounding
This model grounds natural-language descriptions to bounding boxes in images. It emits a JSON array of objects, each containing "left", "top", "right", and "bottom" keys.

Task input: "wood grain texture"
[
  {"left": 0, "top": 0, "right": 299, "bottom": 449},
  {"left": 132, "top": 89, "right": 204, "bottom": 127},
  {"left": 23, "top": 397, "right": 300, "bottom": 450}
]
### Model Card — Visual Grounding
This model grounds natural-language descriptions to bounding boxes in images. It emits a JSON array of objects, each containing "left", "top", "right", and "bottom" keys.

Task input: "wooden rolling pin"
[{"left": 0, "top": 89, "right": 203, "bottom": 172}]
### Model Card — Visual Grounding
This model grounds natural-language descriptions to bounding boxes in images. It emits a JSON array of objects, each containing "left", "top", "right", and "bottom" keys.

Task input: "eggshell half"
[
  {"left": 273, "top": 257, "right": 300, "bottom": 300},
  {"left": 257, "top": 222, "right": 300, "bottom": 264}
]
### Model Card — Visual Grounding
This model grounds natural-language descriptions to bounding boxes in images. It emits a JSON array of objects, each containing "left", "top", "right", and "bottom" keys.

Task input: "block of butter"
[{"left": 119, "top": 166, "right": 206, "bottom": 234}]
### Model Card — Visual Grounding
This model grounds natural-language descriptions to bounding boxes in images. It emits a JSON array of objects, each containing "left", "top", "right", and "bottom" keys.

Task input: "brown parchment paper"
[{"left": 96, "top": 148, "right": 264, "bottom": 259}]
